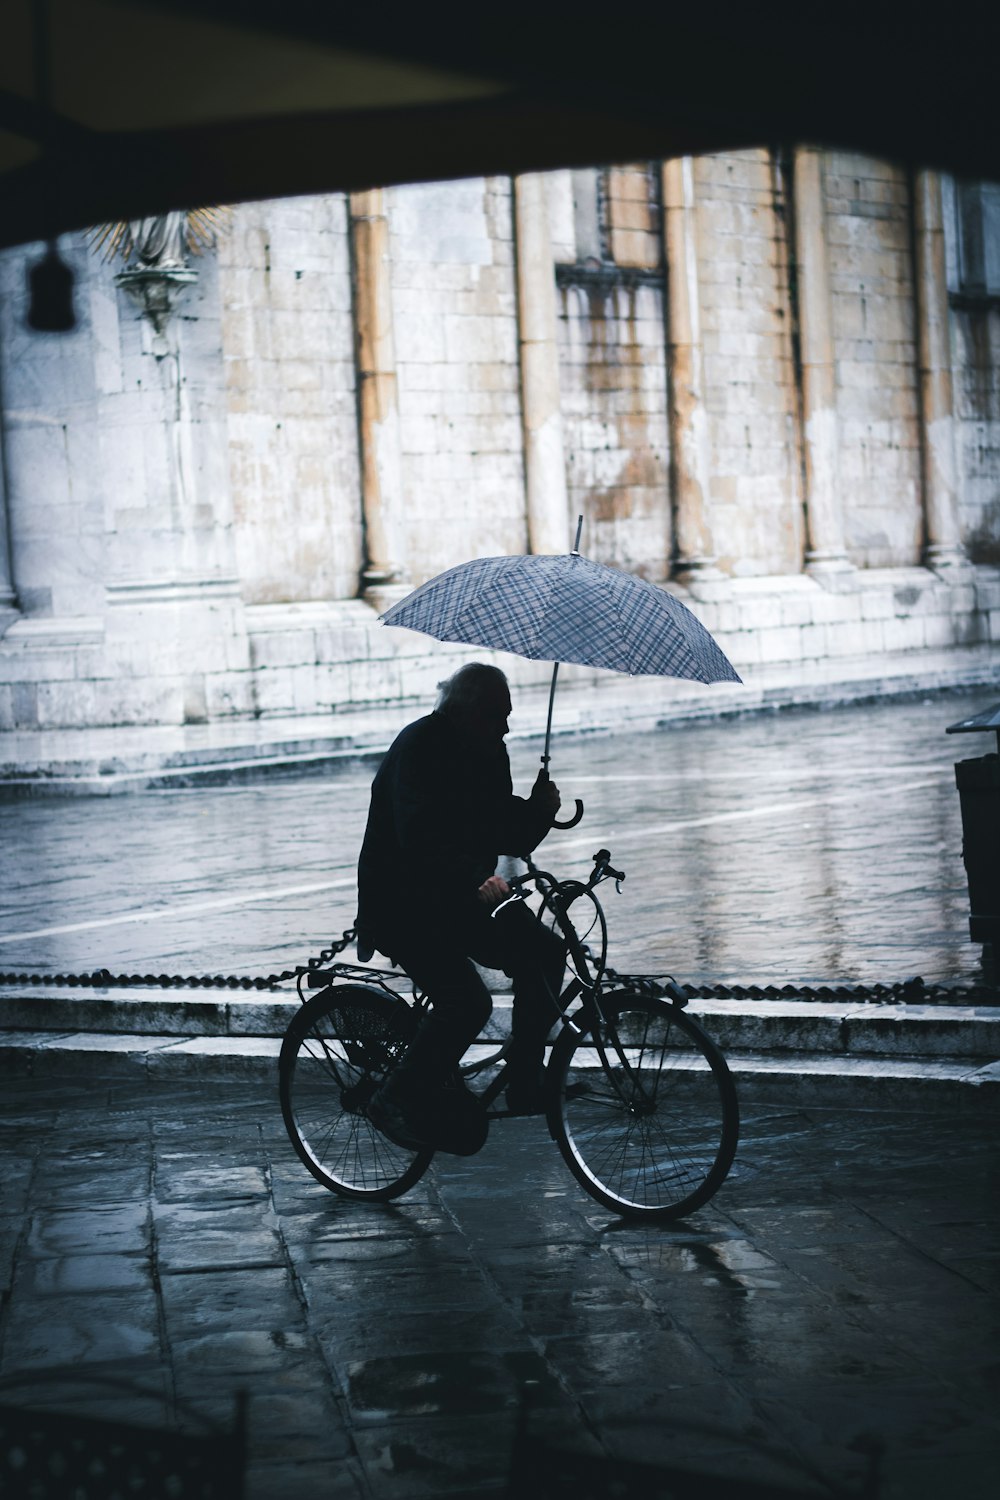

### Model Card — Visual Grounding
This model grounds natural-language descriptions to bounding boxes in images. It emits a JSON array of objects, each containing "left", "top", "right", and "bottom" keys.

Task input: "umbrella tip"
[{"left": 571, "top": 514, "right": 583, "bottom": 556}]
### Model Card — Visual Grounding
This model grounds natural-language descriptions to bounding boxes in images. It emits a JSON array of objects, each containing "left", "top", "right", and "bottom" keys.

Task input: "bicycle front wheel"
[
  {"left": 279, "top": 984, "right": 434, "bottom": 1201},
  {"left": 549, "top": 991, "right": 739, "bottom": 1221}
]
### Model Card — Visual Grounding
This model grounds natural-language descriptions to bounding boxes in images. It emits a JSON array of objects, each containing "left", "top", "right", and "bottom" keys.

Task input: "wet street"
[
  {"left": 2, "top": 688, "right": 998, "bottom": 1497},
  {"left": 1, "top": 687, "right": 995, "bottom": 988},
  {"left": 0, "top": 1077, "right": 996, "bottom": 1498}
]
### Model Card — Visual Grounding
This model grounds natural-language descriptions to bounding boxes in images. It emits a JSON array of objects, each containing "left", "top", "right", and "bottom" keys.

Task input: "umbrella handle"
[{"left": 553, "top": 798, "right": 584, "bottom": 830}]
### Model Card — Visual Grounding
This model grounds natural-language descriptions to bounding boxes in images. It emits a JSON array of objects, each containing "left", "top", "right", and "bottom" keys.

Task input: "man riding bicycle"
[{"left": 357, "top": 662, "right": 565, "bottom": 1150}]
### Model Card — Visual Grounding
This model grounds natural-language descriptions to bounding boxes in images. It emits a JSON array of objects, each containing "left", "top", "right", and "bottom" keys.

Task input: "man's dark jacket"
[{"left": 356, "top": 711, "right": 553, "bottom": 955}]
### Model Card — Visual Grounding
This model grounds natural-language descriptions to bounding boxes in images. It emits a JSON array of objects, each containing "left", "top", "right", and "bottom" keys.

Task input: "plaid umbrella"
[
  {"left": 380, "top": 537, "right": 741, "bottom": 826},
  {"left": 381, "top": 551, "right": 740, "bottom": 683}
]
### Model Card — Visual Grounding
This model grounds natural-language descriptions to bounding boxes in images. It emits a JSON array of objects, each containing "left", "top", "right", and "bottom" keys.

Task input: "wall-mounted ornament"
[{"left": 90, "top": 207, "right": 228, "bottom": 355}]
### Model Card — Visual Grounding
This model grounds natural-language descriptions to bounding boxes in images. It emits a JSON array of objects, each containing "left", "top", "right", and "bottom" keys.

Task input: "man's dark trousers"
[{"left": 385, "top": 901, "right": 566, "bottom": 1097}]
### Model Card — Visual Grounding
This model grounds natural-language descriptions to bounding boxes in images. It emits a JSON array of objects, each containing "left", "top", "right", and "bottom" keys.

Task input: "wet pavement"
[
  {"left": 2, "top": 688, "right": 998, "bottom": 1493},
  {"left": 1, "top": 687, "right": 997, "bottom": 991},
  {"left": 0, "top": 1075, "right": 996, "bottom": 1498}
]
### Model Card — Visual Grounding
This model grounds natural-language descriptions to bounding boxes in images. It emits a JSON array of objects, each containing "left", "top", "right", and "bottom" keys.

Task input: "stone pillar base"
[
  {"left": 673, "top": 560, "right": 730, "bottom": 602},
  {"left": 362, "top": 581, "right": 414, "bottom": 617},
  {"left": 923, "top": 543, "right": 970, "bottom": 577},
  {"left": 805, "top": 553, "right": 856, "bottom": 592}
]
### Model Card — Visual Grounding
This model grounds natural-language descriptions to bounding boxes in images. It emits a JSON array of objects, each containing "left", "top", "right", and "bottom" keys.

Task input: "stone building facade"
[{"left": 0, "top": 150, "right": 998, "bottom": 731}]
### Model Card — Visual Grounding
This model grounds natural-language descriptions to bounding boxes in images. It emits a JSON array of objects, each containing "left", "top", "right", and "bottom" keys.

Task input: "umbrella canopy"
[
  {"left": 380, "top": 552, "right": 742, "bottom": 686},
  {"left": 381, "top": 546, "right": 741, "bottom": 829}
]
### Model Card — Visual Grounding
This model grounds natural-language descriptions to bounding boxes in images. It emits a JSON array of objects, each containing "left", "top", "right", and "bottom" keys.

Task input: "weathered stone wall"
[
  {"left": 220, "top": 196, "right": 362, "bottom": 604},
  {"left": 552, "top": 163, "right": 670, "bottom": 578},
  {"left": 606, "top": 163, "right": 662, "bottom": 270},
  {"left": 556, "top": 276, "right": 670, "bottom": 579},
  {"left": 824, "top": 153, "right": 924, "bottom": 567},
  {"left": 0, "top": 236, "right": 108, "bottom": 623},
  {"left": 951, "top": 307, "right": 1000, "bottom": 563},
  {"left": 693, "top": 149, "right": 803, "bottom": 576},
  {"left": 0, "top": 231, "right": 249, "bottom": 729},
  {"left": 0, "top": 152, "right": 998, "bottom": 735},
  {"left": 387, "top": 177, "right": 527, "bottom": 580}
]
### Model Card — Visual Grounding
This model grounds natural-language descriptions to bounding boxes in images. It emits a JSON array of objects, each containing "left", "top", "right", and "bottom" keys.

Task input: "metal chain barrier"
[
  {"left": 602, "top": 965, "right": 999, "bottom": 1007},
  {"left": 0, "top": 929, "right": 360, "bottom": 994},
  {"left": 0, "top": 938, "right": 996, "bottom": 1006}
]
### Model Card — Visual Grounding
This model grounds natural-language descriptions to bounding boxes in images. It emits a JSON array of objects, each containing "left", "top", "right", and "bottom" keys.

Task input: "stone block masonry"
[
  {"left": 952, "top": 303, "right": 1000, "bottom": 563},
  {"left": 825, "top": 154, "right": 924, "bottom": 568},
  {"left": 388, "top": 177, "right": 528, "bottom": 579},
  {"left": 0, "top": 149, "right": 998, "bottom": 735},
  {"left": 694, "top": 150, "right": 803, "bottom": 578},
  {"left": 220, "top": 196, "right": 362, "bottom": 606},
  {"left": 556, "top": 277, "right": 670, "bottom": 579}
]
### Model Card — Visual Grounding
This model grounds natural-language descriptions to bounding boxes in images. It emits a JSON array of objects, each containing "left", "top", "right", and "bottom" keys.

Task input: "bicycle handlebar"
[
  {"left": 591, "top": 848, "right": 625, "bottom": 885},
  {"left": 504, "top": 848, "right": 625, "bottom": 895}
]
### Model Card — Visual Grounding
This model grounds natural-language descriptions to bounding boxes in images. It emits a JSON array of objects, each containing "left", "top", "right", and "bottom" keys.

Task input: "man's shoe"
[{"left": 368, "top": 1087, "right": 430, "bottom": 1150}]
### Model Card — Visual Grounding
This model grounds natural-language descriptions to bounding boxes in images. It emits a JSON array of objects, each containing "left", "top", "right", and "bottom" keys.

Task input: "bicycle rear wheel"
[
  {"left": 549, "top": 991, "right": 738, "bottom": 1220},
  {"left": 279, "top": 984, "right": 434, "bottom": 1201}
]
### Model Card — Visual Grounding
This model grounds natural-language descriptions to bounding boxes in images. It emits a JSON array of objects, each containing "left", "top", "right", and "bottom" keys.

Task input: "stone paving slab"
[
  {"left": 0, "top": 1076, "right": 996, "bottom": 1499},
  {"left": 147, "top": 1035, "right": 284, "bottom": 1078},
  {"left": 16, "top": 1030, "right": 182, "bottom": 1058},
  {"left": 724, "top": 1051, "right": 1000, "bottom": 1109}
]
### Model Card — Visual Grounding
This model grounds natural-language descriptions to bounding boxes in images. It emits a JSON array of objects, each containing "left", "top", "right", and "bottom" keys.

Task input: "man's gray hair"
[{"left": 436, "top": 662, "right": 509, "bottom": 713}]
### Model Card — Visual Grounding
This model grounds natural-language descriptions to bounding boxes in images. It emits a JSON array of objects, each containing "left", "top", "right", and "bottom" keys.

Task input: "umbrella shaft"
[
  {"left": 545, "top": 514, "right": 580, "bottom": 766},
  {"left": 543, "top": 661, "right": 560, "bottom": 767}
]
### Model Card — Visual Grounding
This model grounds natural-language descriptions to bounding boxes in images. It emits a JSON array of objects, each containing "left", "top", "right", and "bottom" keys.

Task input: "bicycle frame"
[
  {"left": 499, "top": 853, "right": 665, "bottom": 1100},
  {"left": 281, "top": 846, "right": 737, "bottom": 1219},
  {"left": 294, "top": 847, "right": 683, "bottom": 1121}
]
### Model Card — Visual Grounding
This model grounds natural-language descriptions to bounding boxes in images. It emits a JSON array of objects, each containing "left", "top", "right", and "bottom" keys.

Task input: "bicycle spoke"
[
  {"left": 554, "top": 994, "right": 738, "bottom": 1219},
  {"left": 300, "top": 1032, "right": 349, "bottom": 1086},
  {"left": 280, "top": 987, "right": 433, "bottom": 1202}
]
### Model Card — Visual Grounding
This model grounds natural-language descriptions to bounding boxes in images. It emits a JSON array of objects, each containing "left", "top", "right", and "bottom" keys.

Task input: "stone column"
[
  {"left": 792, "top": 147, "right": 853, "bottom": 580},
  {"left": 349, "top": 189, "right": 406, "bottom": 598},
  {"left": 514, "top": 173, "right": 570, "bottom": 555},
  {"left": 913, "top": 169, "right": 966, "bottom": 571},
  {"left": 0, "top": 414, "right": 17, "bottom": 627},
  {"left": 662, "top": 157, "right": 722, "bottom": 589}
]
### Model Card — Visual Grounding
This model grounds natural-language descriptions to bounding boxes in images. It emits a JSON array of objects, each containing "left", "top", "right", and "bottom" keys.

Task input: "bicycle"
[{"left": 279, "top": 847, "right": 739, "bottom": 1221}]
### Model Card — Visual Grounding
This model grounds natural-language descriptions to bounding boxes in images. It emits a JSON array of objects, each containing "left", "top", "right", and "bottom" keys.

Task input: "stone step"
[
  {"left": 0, "top": 985, "right": 997, "bottom": 1057},
  {"left": 0, "top": 1028, "right": 996, "bottom": 1111},
  {"left": 691, "top": 997, "right": 1000, "bottom": 1058},
  {"left": 1, "top": 985, "right": 997, "bottom": 1108},
  {"left": 0, "top": 986, "right": 299, "bottom": 1039}
]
